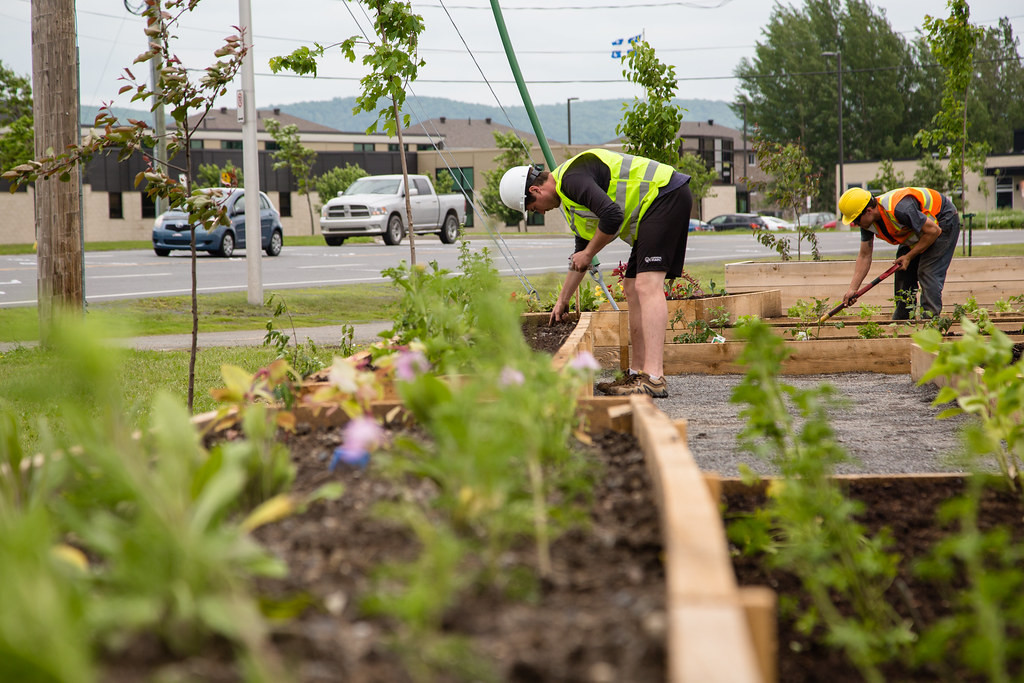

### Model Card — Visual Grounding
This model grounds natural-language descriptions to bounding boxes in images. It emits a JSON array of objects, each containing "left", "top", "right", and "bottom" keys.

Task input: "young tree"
[
  {"left": 616, "top": 40, "right": 684, "bottom": 167},
  {"left": 315, "top": 163, "right": 368, "bottom": 207},
  {"left": 264, "top": 118, "right": 317, "bottom": 235},
  {"left": 749, "top": 137, "right": 821, "bottom": 261},
  {"left": 480, "top": 130, "right": 533, "bottom": 231},
  {"left": 5, "top": 0, "right": 248, "bottom": 412},
  {"left": 270, "top": 0, "right": 425, "bottom": 263},
  {"left": 915, "top": 0, "right": 986, "bottom": 212}
]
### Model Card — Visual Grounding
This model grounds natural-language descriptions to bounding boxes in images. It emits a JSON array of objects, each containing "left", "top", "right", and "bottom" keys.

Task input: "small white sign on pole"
[{"left": 236, "top": 90, "right": 244, "bottom": 123}]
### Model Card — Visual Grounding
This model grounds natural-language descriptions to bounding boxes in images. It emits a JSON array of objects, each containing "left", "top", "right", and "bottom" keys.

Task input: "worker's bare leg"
[
  {"left": 632, "top": 270, "right": 668, "bottom": 377},
  {"left": 622, "top": 277, "right": 644, "bottom": 372}
]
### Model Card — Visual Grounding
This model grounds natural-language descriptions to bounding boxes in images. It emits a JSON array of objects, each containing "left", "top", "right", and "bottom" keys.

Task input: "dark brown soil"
[
  {"left": 245, "top": 427, "right": 666, "bottom": 682},
  {"left": 724, "top": 476, "right": 1024, "bottom": 682},
  {"left": 521, "top": 318, "right": 577, "bottom": 355}
]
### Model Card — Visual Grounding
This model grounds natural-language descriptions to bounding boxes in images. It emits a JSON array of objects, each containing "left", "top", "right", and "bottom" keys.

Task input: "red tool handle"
[{"left": 818, "top": 263, "right": 901, "bottom": 323}]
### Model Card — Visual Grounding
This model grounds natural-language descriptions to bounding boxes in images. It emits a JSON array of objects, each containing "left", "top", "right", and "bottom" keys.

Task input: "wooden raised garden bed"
[
  {"left": 592, "top": 291, "right": 782, "bottom": 368},
  {"left": 724, "top": 256, "right": 1024, "bottom": 312}
]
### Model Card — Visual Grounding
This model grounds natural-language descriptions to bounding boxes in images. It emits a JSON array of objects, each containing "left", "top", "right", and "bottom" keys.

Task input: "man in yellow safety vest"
[
  {"left": 838, "top": 186, "right": 960, "bottom": 320},
  {"left": 500, "top": 149, "right": 693, "bottom": 398}
]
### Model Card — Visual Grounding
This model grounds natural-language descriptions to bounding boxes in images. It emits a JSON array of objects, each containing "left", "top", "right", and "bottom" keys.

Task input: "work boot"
[
  {"left": 596, "top": 371, "right": 637, "bottom": 395},
  {"left": 608, "top": 372, "right": 668, "bottom": 398}
]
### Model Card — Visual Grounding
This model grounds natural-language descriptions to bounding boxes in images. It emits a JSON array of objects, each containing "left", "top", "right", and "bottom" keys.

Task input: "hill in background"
[{"left": 84, "top": 96, "right": 742, "bottom": 146}]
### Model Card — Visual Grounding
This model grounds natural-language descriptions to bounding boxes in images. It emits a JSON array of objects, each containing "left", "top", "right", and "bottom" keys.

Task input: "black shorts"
[{"left": 623, "top": 183, "right": 692, "bottom": 279}]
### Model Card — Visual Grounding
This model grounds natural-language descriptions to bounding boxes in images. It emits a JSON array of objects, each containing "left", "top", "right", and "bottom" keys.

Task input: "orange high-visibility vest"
[{"left": 870, "top": 187, "right": 944, "bottom": 246}]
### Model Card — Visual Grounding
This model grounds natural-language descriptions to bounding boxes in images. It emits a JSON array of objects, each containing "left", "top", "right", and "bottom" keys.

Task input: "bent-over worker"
[
  {"left": 838, "top": 186, "right": 960, "bottom": 320},
  {"left": 499, "top": 149, "right": 692, "bottom": 398}
]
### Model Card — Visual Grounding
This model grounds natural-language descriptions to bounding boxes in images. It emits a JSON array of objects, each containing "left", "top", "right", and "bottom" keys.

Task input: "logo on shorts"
[{"left": 644, "top": 256, "right": 663, "bottom": 264}]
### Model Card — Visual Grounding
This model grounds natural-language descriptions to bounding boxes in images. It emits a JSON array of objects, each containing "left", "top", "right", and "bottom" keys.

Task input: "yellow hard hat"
[{"left": 838, "top": 187, "right": 872, "bottom": 225}]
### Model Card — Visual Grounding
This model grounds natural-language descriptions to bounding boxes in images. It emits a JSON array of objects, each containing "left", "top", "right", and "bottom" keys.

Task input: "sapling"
[
  {"left": 915, "top": 322, "right": 1024, "bottom": 493},
  {"left": 913, "top": 474, "right": 1024, "bottom": 682}
]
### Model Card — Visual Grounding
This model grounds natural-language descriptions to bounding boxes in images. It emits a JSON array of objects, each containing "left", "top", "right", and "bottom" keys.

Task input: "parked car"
[
  {"left": 152, "top": 188, "right": 284, "bottom": 258},
  {"left": 688, "top": 218, "right": 712, "bottom": 232},
  {"left": 822, "top": 219, "right": 839, "bottom": 230},
  {"left": 761, "top": 216, "right": 795, "bottom": 231},
  {"left": 706, "top": 213, "right": 770, "bottom": 231},
  {"left": 319, "top": 174, "right": 466, "bottom": 246},
  {"left": 798, "top": 211, "right": 837, "bottom": 228}
]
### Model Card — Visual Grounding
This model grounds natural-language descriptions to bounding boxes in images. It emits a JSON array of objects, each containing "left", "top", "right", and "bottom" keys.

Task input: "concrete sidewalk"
[{"left": 0, "top": 321, "right": 392, "bottom": 353}]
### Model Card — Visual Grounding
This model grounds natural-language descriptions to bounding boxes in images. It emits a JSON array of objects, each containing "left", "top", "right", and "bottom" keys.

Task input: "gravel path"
[{"left": 603, "top": 372, "right": 976, "bottom": 477}]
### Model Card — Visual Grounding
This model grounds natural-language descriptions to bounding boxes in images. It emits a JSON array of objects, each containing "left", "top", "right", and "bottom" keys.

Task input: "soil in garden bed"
[
  {"left": 240, "top": 426, "right": 666, "bottom": 682},
  {"left": 521, "top": 318, "right": 578, "bottom": 355},
  {"left": 724, "top": 476, "right": 1024, "bottom": 682}
]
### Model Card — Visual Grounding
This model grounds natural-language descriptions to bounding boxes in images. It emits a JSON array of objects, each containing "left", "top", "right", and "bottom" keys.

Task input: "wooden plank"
[
  {"left": 739, "top": 586, "right": 778, "bottom": 683},
  {"left": 672, "top": 604, "right": 764, "bottom": 683},
  {"left": 630, "top": 396, "right": 764, "bottom": 682},
  {"left": 663, "top": 338, "right": 911, "bottom": 375},
  {"left": 726, "top": 257, "right": 1024, "bottom": 311}
]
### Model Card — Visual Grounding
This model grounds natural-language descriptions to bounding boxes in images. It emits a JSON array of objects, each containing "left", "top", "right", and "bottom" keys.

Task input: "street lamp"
[
  {"left": 821, "top": 51, "right": 844, "bottom": 207},
  {"left": 567, "top": 97, "right": 579, "bottom": 145}
]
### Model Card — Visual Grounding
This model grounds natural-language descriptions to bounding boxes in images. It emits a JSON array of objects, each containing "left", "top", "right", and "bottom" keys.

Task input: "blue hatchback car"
[{"left": 152, "top": 188, "right": 284, "bottom": 258}]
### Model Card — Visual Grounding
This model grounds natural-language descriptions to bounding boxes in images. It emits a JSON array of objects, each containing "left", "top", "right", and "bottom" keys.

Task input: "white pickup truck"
[{"left": 319, "top": 174, "right": 466, "bottom": 246}]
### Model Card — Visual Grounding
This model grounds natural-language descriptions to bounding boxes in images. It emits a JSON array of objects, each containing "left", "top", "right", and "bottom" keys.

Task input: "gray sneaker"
[{"left": 596, "top": 372, "right": 637, "bottom": 395}]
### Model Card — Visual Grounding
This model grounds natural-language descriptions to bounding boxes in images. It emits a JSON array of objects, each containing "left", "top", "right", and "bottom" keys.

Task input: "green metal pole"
[{"left": 489, "top": 0, "right": 555, "bottom": 171}]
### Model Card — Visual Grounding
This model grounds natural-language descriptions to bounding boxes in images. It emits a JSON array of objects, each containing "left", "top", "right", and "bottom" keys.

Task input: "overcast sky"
[{"left": 3, "top": 0, "right": 1022, "bottom": 114}]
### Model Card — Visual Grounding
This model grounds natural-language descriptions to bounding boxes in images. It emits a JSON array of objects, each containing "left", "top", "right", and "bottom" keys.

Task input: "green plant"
[
  {"left": 313, "top": 163, "right": 369, "bottom": 207},
  {"left": 730, "top": 320, "right": 915, "bottom": 681},
  {"left": 673, "top": 319, "right": 715, "bottom": 344},
  {"left": 912, "top": 474, "right": 1024, "bottom": 681},
  {"left": 857, "top": 321, "right": 886, "bottom": 339},
  {"left": 263, "top": 293, "right": 327, "bottom": 378},
  {"left": 786, "top": 297, "right": 835, "bottom": 339},
  {"left": 915, "top": 321, "right": 1024, "bottom": 493}
]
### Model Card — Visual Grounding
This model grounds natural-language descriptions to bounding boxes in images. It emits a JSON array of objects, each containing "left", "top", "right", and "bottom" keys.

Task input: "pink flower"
[
  {"left": 343, "top": 416, "right": 384, "bottom": 453},
  {"left": 499, "top": 366, "right": 525, "bottom": 387},
  {"left": 394, "top": 349, "right": 430, "bottom": 381},
  {"left": 569, "top": 351, "right": 600, "bottom": 372}
]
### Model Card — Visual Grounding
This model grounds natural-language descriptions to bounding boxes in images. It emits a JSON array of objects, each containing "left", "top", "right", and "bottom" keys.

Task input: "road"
[{"left": 1, "top": 229, "right": 1021, "bottom": 308}]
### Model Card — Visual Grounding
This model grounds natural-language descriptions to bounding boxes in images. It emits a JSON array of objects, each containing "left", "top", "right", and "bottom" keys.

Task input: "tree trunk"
[
  {"left": 393, "top": 98, "right": 416, "bottom": 266},
  {"left": 32, "top": 0, "right": 82, "bottom": 343}
]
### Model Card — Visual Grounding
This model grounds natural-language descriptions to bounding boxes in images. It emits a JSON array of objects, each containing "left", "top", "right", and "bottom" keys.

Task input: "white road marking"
[{"left": 91, "top": 273, "right": 171, "bottom": 280}]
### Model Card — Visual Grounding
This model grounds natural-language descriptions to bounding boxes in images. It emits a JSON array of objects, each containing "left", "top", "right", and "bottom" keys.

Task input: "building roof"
[
  {"left": 184, "top": 107, "right": 343, "bottom": 134},
  {"left": 402, "top": 116, "right": 548, "bottom": 150}
]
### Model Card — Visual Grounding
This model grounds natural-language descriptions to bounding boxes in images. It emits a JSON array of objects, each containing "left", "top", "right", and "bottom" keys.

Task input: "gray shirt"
[{"left": 860, "top": 192, "right": 959, "bottom": 244}]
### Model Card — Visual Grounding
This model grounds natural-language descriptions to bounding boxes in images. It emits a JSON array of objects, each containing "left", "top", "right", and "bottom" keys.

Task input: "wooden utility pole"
[{"left": 32, "top": 0, "right": 83, "bottom": 340}]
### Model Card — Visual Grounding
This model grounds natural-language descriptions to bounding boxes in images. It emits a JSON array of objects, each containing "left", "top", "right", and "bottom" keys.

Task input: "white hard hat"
[{"left": 499, "top": 165, "right": 540, "bottom": 214}]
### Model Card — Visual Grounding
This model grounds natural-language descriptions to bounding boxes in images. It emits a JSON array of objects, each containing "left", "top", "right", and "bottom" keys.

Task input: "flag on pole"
[{"left": 611, "top": 33, "right": 643, "bottom": 58}]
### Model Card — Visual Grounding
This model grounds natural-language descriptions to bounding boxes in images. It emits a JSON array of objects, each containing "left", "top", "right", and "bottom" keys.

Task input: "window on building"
[
  {"left": 748, "top": 152, "right": 756, "bottom": 167},
  {"left": 996, "top": 175, "right": 1014, "bottom": 209},
  {"left": 354, "top": 143, "right": 375, "bottom": 152},
  {"left": 108, "top": 192, "right": 124, "bottom": 219},
  {"left": 141, "top": 192, "right": 156, "bottom": 219},
  {"left": 279, "top": 191, "right": 292, "bottom": 217},
  {"left": 190, "top": 139, "right": 204, "bottom": 149},
  {"left": 221, "top": 140, "right": 243, "bottom": 150},
  {"left": 417, "top": 143, "right": 434, "bottom": 151},
  {"left": 265, "top": 141, "right": 280, "bottom": 151}
]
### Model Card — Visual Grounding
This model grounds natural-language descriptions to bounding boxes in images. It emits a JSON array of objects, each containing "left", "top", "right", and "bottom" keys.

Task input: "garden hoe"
[{"left": 817, "top": 262, "right": 900, "bottom": 324}]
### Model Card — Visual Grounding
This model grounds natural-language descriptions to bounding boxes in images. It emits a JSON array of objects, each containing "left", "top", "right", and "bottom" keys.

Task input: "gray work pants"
[{"left": 892, "top": 216, "right": 961, "bottom": 320}]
